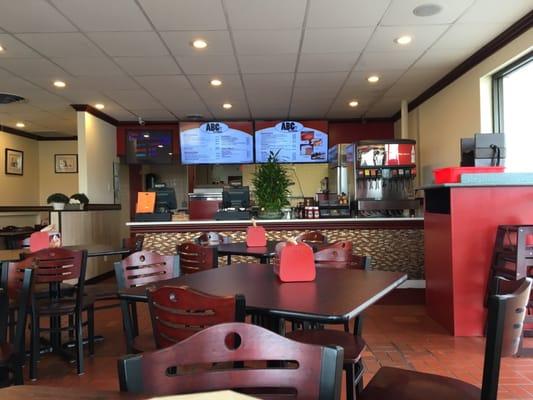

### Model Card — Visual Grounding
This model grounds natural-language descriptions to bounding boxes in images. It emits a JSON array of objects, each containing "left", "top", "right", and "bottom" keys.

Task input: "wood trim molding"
[
  {"left": 116, "top": 117, "right": 395, "bottom": 125},
  {"left": 392, "top": 10, "right": 533, "bottom": 120},
  {"left": 71, "top": 104, "right": 119, "bottom": 126},
  {"left": 0, "top": 124, "right": 41, "bottom": 140}
]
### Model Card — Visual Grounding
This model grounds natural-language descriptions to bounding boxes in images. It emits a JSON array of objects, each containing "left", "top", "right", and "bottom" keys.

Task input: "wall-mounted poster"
[
  {"left": 5, "top": 148, "right": 23, "bottom": 175},
  {"left": 254, "top": 120, "right": 328, "bottom": 163},
  {"left": 55, "top": 154, "right": 78, "bottom": 173},
  {"left": 180, "top": 121, "right": 254, "bottom": 165}
]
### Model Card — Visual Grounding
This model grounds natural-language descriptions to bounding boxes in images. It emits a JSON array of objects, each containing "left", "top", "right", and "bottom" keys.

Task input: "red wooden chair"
[
  {"left": 0, "top": 258, "right": 34, "bottom": 386},
  {"left": 118, "top": 322, "right": 343, "bottom": 399},
  {"left": 176, "top": 242, "right": 218, "bottom": 274},
  {"left": 28, "top": 248, "right": 93, "bottom": 379},
  {"left": 295, "top": 231, "right": 327, "bottom": 245},
  {"left": 359, "top": 277, "right": 532, "bottom": 400},
  {"left": 147, "top": 286, "right": 245, "bottom": 349},
  {"left": 286, "top": 240, "right": 371, "bottom": 400},
  {"left": 114, "top": 251, "right": 179, "bottom": 353}
]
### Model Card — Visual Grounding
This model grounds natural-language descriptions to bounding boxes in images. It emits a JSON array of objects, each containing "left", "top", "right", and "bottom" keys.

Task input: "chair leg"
[
  {"left": 68, "top": 314, "right": 74, "bottom": 339},
  {"left": 87, "top": 307, "right": 95, "bottom": 356},
  {"left": 354, "top": 360, "right": 365, "bottom": 398},
  {"left": 12, "top": 362, "right": 24, "bottom": 385},
  {"left": 8, "top": 309, "right": 16, "bottom": 343},
  {"left": 75, "top": 314, "right": 84, "bottom": 375},
  {"left": 130, "top": 302, "right": 139, "bottom": 337},
  {"left": 345, "top": 363, "right": 355, "bottom": 400},
  {"left": 29, "top": 310, "right": 40, "bottom": 381}
]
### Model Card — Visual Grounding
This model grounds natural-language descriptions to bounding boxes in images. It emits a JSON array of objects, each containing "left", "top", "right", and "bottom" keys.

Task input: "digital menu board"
[
  {"left": 179, "top": 121, "right": 254, "bottom": 165},
  {"left": 254, "top": 120, "right": 328, "bottom": 163}
]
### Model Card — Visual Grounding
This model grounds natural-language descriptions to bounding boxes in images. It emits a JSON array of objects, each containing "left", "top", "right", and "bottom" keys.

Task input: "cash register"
[
  {"left": 214, "top": 186, "right": 251, "bottom": 220},
  {"left": 134, "top": 184, "right": 176, "bottom": 222}
]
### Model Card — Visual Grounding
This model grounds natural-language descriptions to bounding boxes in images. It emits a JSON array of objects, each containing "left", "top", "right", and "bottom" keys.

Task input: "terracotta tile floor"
[{"left": 22, "top": 296, "right": 533, "bottom": 399}]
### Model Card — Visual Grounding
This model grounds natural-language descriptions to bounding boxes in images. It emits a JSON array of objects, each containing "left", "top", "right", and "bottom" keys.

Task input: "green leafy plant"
[
  {"left": 46, "top": 193, "right": 69, "bottom": 204},
  {"left": 70, "top": 193, "right": 89, "bottom": 205},
  {"left": 252, "top": 151, "right": 293, "bottom": 213}
]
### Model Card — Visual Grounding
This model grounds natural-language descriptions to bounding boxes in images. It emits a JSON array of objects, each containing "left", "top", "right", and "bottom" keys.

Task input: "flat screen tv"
[
  {"left": 180, "top": 121, "right": 254, "bottom": 165},
  {"left": 126, "top": 130, "right": 173, "bottom": 164},
  {"left": 254, "top": 120, "right": 328, "bottom": 163}
]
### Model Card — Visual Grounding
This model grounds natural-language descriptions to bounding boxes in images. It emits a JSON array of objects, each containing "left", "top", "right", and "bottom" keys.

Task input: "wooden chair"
[
  {"left": 295, "top": 231, "right": 327, "bottom": 245},
  {"left": 122, "top": 235, "right": 145, "bottom": 255},
  {"left": 118, "top": 322, "right": 344, "bottom": 399},
  {"left": 148, "top": 286, "right": 245, "bottom": 349},
  {"left": 286, "top": 240, "right": 370, "bottom": 400},
  {"left": 28, "top": 248, "right": 94, "bottom": 379},
  {"left": 0, "top": 258, "right": 34, "bottom": 386},
  {"left": 114, "top": 251, "right": 180, "bottom": 353},
  {"left": 176, "top": 242, "right": 218, "bottom": 274},
  {"left": 359, "top": 277, "right": 532, "bottom": 400}
]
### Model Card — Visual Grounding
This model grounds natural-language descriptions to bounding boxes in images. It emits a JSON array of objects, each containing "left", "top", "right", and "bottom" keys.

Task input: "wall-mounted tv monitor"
[
  {"left": 254, "top": 120, "right": 328, "bottom": 163},
  {"left": 126, "top": 130, "right": 173, "bottom": 164},
  {"left": 180, "top": 121, "right": 254, "bottom": 165}
]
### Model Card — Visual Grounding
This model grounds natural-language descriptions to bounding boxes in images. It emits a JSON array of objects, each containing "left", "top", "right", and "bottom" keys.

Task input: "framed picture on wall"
[
  {"left": 5, "top": 148, "right": 23, "bottom": 175},
  {"left": 55, "top": 154, "right": 78, "bottom": 173}
]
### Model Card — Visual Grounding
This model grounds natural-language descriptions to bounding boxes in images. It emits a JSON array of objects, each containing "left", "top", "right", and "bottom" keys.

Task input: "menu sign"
[
  {"left": 180, "top": 121, "right": 254, "bottom": 164},
  {"left": 255, "top": 120, "right": 328, "bottom": 163}
]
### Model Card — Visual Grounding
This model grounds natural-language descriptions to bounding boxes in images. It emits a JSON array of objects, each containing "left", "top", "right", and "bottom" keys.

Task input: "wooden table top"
[
  {"left": 216, "top": 241, "right": 278, "bottom": 257},
  {"left": 119, "top": 263, "right": 407, "bottom": 323},
  {"left": 0, "top": 386, "right": 257, "bottom": 399},
  {"left": 0, "top": 244, "right": 130, "bottom": 262}
]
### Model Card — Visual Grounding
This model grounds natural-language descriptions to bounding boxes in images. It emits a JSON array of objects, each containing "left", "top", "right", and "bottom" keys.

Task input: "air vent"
[
  {"left": 186, "top": 114, "right": 204, "bottom": 120},
  {"left": 0, "top": 93, "right": 26, "bottom": 104}
]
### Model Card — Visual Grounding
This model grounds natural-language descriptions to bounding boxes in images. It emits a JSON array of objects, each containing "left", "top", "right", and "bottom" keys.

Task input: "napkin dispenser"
[
  {"left": 273, "top": 239, "right": 316, "bottom": 282},
  {"left": 246, "top": 219, "right": 266, "bottom": 247}
]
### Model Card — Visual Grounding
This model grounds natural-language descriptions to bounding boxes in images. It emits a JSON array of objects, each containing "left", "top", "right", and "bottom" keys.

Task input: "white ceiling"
[{"left": 0, "top": 0, "right": 530, "bottom": 137}]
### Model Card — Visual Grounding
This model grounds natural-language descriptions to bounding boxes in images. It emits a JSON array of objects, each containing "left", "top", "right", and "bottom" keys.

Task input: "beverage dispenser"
[{"left": 350, "top": 140, "right": 420, "bottom": 217}]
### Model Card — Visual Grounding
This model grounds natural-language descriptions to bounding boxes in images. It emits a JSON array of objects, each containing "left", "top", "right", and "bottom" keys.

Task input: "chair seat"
[
  {"left": 131, "top": 333, "right": 156, "bottom": 353},
  {"left": 285, "top": 329, "right": 366, "bottom": 363},
  {"left": 359, "top": 367, "right": 480, "bottom": 400},
  {"left": 36, "top": 295, "right": 95, "bottom": 315},
  {"left": 83, "top": 283, "right": 119, "bottom": 301}
]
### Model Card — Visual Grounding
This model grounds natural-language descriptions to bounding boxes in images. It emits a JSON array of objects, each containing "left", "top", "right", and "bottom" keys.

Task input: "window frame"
[{"left": 492, "top": 51, "right": 532, "bottom": 133}]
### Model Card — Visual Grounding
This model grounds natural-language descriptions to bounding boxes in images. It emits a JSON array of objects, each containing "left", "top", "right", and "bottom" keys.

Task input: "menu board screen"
[
  {"left": 255, "top": 120, "right": 328, "bottom": 163},
  {"left": 180, "top": 121, "right": 254, "bottom": 165}
]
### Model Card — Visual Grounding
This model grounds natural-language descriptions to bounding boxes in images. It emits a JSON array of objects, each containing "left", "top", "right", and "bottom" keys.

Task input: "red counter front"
[{"left": 424, "top": 185, "right": 533, "bottom": 336}]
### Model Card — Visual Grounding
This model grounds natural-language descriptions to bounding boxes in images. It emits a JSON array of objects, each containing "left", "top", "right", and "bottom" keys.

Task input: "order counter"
[{"left": 127, "top": 217, "right": 424, "bottom": 280}]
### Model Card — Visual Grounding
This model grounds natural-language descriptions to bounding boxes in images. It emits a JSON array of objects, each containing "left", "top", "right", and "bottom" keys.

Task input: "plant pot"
[
  {"left": 258, "top": 210, "right": 283, "bottom": 220},
  {"left": 51, "top": 202, "right": 65, "bottom": 210}
]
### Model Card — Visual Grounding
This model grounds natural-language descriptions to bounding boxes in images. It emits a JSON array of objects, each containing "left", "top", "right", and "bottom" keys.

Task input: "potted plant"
[
  {"left": 252, "top": 151, "right": 293, "bottom": 219},
  {"left": 47, "top": 193, "right": 69, "bottom": 210},
  {"left": 69, "top": 193, "right": 90, "bottom": 210}
]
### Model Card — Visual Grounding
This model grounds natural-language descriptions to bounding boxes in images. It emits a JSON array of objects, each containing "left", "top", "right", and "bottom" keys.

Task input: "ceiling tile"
[
  {"left": 431, "top": 23, "right": 508, "bottom": 50},
  {"left": 113, "top": 56, "right": 181, "bottom": 76},
  {"left": 50, "top": 0, "right": 152, "bottom": 31},
  {"left": 87, "top": 32, "right": 169, "bottom": 57},
  {"left": 205, "top": 99, "right": 249, "bottom": 119},
  {"left": 136, "top": 75, "right": 192, "bottom": 93},
  {"left": 345, "top": 68, "right": 405, "bottom": 88},
  {"left": 458, "top": 0, "right": 533, "bottom": 23},
  {"left": 160, "top": 30, "right": 233, "bottom": 56},
  {"left": 138, "top": 0, "right": 227, "bottom": 30},
  {"left": 188, "top": 74, "right": 243, "bottom": 94},
  {"left": 302, "top": 27, "right": 374, "bottom": 54},
  {"left": 365, "top": 96, "right": 404, "bottom": 117},
  {"left": 380, "top": 0, "right": 475, "bottom": 26},
  {"left": 105, "top": 89, "right": 162, "bottom": 109},
  {"left": 225, "top": 0, "right": 307, "bottom": 29},
  {"left": 106, "top": 109, "right": 136, "bottom": 120},
  {"left": 128, "top": 108, "right": 176, "bottom": 120},
  {"left": 294, "top": 72, "right": 348, "bottom": 88},
  {"left": 239, "top": 54, "right": 297, "bottom": 73},
  {"left": 0, "top": 76, "right": 40, "bottom": 92},
  {"left": 75, "top": 75, "right": 141, "bottom": 91},
  {"left": 52, "top": 57, "right": 124, "bottom": 76},
  {"left": 292, "top": 86, "right": 339, "bottom": 100},
  {"left": 0, "top": 0, "right": 77, "bottom": 32},
  {"left": 365, "top": 25, "right": 449, "bottom": 53},
  {"left": 413, "top": 47, "right": 474, "bottom": 69},
  {"left": 298, "top": 53, "right": 358, "bottom": 73},
  {"left": 15, "top": 33, "right": 103, "bottom": 57},
  {"left": 250, "top": 106, "right": 289, "bottom": 119},
  {"left": 0, "top": 34, "right": 41, "bottom": 57},
  {"left": 233, "top": 30, "right": 301, "bottom": 55},
  {"left": 355, "top": 51, "right": 420, "bottom": 70},
  {"left": 307, "top": 0, "right": 390, "bottom": 28},
  {"left": 176, "top": 54, "right": 239, "bottom": 74},
  {"left": 0, "top": 57, "right": 69, "bottom": 78},
  {"left": 247, "top": 88, "right": 292, "bottom": 109},
  {"left": 242, "top": 73, "right": 294, "bottom": 90}
]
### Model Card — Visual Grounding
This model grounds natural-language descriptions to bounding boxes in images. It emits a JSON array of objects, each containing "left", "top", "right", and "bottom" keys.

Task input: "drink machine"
[{"left": 348, "top": 139, "right": 420, "bottom": 217}]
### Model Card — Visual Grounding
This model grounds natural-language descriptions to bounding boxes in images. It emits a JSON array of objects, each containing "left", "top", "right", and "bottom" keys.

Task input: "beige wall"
[
  {"left": 77, "top": 112, "right": 117, "bottom": 204},
  {"left": 38, "top": 140, "right": 78, "bottom": 204},
  {"left": 408, "top": 29, "right": 532, "bottom": 184}
]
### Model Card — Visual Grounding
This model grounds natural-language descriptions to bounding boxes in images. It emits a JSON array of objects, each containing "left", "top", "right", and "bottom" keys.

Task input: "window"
[{"left": 492, "top": 51, "right": 533, "bottom": 172}]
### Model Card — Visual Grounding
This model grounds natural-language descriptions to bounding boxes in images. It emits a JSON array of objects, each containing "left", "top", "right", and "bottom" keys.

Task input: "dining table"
[
  {"left": 119, "top": 262, "right": 407, "bottom": 350},
  {"left": 216, "top": 241, "right": 279, "bottom": 264},
  {"left": 0, "top": 243, "right": 131, "bottom": 262}
]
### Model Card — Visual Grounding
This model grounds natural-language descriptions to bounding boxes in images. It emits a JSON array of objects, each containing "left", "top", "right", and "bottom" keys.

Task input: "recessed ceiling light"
[
  {"left": 94, "top": 103, "right": 105, "bottom": 110},
  {"left": 222, "top": 103, "right": 232, "bottom": 109},
  {"left": 192, "top": 39, "right": 207, "bottom": 49},
  {"left": 367, "top": 75, "right": 380, "bottom": 83},
  {"left": 15, "top": 122, "right": 25, "bottom": 128},
  {"left": 157, "top": 144, "right": 164, "bottom": 148},
  {"left": 210, "top": 79, "right": 222, "bottom": 87},
  {"left": 168, "top": 152, "right": 173, "bottom": 156},
  {"left": 394, "top": 35, "right": 412, "bottom": 45},
  {"left": 413, "top": 3, "right": 443, "bottom": 17},
  {"left": 143, "top": 134, "right": 150, "bottom": 138},
  {"left": 348, "top": 100, "right": 359, "bottom": 107},
  {"left": 0, "top": 44, "right": 4, "bottom": 52},
  {"left": 53, "top": 80, "right": 66, "bottom": 88}
]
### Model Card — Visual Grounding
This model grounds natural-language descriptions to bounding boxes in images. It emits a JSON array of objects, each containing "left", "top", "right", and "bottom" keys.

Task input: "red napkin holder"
[
  {"left": 273, "top": 241, "right": 316, "bottom": 282},
  {"left": 30, "top": 231, "right": 62, "bottom": 252},
  {"left": 246, "top": 224, "right": 266, "bottom": 247}
]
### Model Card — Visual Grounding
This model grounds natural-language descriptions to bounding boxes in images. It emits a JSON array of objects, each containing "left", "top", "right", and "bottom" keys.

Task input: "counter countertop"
[{"left": 127, "top": 217, "right": 423, "bottom": 226}]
